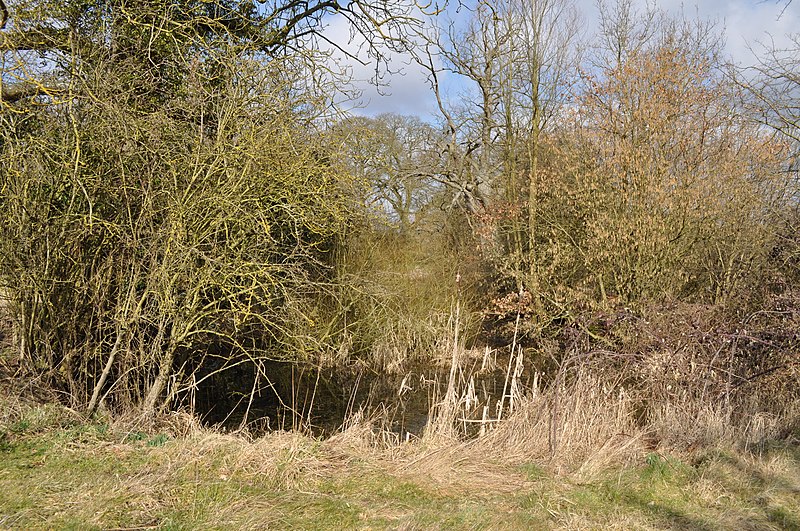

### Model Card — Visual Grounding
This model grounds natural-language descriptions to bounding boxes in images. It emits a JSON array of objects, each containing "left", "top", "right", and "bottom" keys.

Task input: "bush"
[{"left": 0, "top": 43, "right": 353, "bottom": 414}]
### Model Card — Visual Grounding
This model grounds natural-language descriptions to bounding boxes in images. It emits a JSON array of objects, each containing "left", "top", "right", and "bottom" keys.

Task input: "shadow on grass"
[
  {"left": 765, "top": 505, "right": 800, "bottom": 531},
  {"left": 692, "top": 443, "right": 800, "bottom": 530},
  {"left": 625, "top": 491, "right": 715, "bottom": 531}
]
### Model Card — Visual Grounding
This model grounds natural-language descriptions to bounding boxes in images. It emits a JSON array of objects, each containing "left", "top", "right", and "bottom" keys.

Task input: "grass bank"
[{"left": 1, "top": 403, "right": 798, "bottom": 530}]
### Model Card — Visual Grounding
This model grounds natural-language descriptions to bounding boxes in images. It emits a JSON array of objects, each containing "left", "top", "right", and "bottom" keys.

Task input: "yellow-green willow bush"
[{"left": 0, "top": 27, "right": 355, "bottom": 415}]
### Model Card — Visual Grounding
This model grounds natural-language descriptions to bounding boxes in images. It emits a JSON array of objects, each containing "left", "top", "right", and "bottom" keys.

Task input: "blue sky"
[{"left": 325, "top": 0, "right": 800, "bottom": 119}]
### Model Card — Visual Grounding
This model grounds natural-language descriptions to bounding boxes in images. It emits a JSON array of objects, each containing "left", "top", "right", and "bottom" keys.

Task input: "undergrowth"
[
  {"left": 0, "top": 403, "right": 797, "bottom": 530},
  {"left": 2, "top": 295, "right": 799, "bottom": 529}
]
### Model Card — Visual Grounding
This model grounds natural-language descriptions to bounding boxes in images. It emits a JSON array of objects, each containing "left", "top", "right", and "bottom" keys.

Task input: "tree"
[
  {"left": 570, "top": 8, "right": 791, "bottom": 303},
  {"left": 0, "top": 0, "right": 428, "bottom": 415},
  {"left": 736, "top": 31, "right": 800, "bottom": 285},
  {"left": 336, "top": 113, "right": 441, "bottom": 232},
  {"left": 736, "top": 36, "right": 800, "bottom": 143},
  {"left": 0, "top": 0, "right": 428, "bottom": 105},
  {"left": 416, "top": 0, "right": 580, "bottom": 325},
  {"left": 509, "top": 0, "right": 580, "bottom": 285}
]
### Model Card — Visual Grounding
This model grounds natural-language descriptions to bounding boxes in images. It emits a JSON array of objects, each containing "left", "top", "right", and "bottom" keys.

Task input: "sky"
[{"left": 326, "top": 0, "right": 800, "bottom": 119}]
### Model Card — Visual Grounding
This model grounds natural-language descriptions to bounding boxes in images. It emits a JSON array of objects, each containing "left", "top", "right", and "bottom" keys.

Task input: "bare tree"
[
  {"left": 739, "top": 34, "right": 800, "bottom": 144},
  {"left": 735, "top": 29, "right": 800, "bottom": 282},
  {"left": 337, "top": 113, "right": 442, "bottom": 231},
  {"left": 415, "top": 0, "right": 581, "bottom": 307},
  {"left": 414, "top": 1, "right": 506, "bottom": 217},
  {"left": 511, "top": 0, "right": 581, "bottom": 292}
]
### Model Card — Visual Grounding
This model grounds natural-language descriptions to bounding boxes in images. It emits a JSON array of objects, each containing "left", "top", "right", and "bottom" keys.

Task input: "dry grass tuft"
[
  {"left": 391, "top": 440, "right": 533, "bottom": 496},
  {"left": 327, "top": 406, "right": 407, "bottom": 454},
  {"left": 232, "top": 431, "right": 334, "bottom": 488},
  {"left": 149, "top": 430, "right": 336, "bottom": 491},
  {"left": 111, "top": 409, "right": 204, "bottom": 440},
  {"left": 648, "top": 400, "right": 792, "bottom": 454},
  {"left": 474, "top": 370, "right": 646, "bottom": 476}
]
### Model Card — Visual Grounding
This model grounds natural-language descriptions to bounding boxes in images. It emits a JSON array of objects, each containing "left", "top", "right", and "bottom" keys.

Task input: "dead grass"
[
  {"left": 2, "top": 296, "right": 799, "bottom": 528},
  {"left": 1, "top": 396, "right": 799, "bottom": 530},
  {"left": 472, "top": 371, "right": 646, "bottom": 477}
]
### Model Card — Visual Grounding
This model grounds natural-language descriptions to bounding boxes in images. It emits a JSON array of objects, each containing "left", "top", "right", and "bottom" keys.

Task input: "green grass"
[
  {"left": 1, "top": 413, "right": 798, "bottom": 530},
  {"left": 542, "top": 447, "right": 800, "bottom": 530}
]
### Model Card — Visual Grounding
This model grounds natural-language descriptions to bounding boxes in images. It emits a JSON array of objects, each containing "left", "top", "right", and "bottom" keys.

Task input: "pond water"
[{"left": 192, "top": 348, "right": 535, "bottom": 439}]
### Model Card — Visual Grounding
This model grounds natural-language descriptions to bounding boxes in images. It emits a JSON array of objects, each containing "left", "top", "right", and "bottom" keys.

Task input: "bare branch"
[{"left": 1, "top": 81, "right": 64, "bottom": 103}]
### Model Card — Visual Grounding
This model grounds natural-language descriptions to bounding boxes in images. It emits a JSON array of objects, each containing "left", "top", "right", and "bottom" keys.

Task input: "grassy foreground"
[{"left": 1, "top": 405, "right": 799, "bottom": 530}]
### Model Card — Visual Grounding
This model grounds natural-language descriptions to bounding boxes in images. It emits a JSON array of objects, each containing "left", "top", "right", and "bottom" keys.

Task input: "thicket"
[
  {"left": 0, "top": 0, "right": 411, "bottom": 415},
  {"left": 0, "top": 0, "right": 798, "bottom": 450}
]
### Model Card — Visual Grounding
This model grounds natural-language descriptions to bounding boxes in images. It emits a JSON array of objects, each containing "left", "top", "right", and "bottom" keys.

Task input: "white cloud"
[
  {"left": 717, "top": 1, "right": 798, "bottom": 64},
  {"left": 323, "top": 0, "right": 800, "bottom": 118},
  {"left": 349, "top": 59, "right": 437, "bottom": 117},
  {"left": 320, "top": 8, "right": 438, "bottom": 117},
  {"left": 575, "top": 0, "right": 799, "bottom": 65}
]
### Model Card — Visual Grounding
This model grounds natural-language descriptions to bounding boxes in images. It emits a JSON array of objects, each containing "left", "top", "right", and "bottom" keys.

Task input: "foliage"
[
  {"left": 476, "top": 9, "right": 796, "bottom": 333},
  {"left": 1, "top": 0, "right": 799, "bottom": 429},
  {"left": 323, "top": 226, "right": 480, "bottom": 371},
  {"left": 570, "top": 23, "right": 791, "bottom": 304},
  {"left": 0, "top": 0, "right": 358, "bottom": 413}
]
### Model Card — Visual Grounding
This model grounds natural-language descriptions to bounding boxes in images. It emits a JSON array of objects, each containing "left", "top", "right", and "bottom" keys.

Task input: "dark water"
[{"left": 191, "top": 351, "right": 525, "bottom": 438}]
